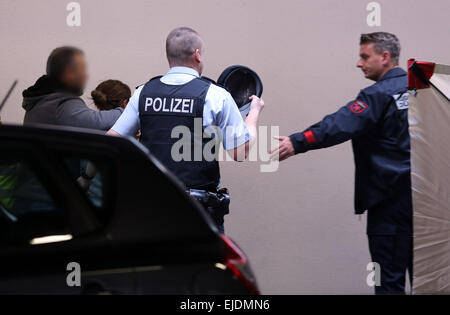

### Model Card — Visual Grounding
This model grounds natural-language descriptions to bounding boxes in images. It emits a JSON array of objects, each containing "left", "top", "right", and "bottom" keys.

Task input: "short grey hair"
[
  {"left": 360, "top": 32, "right": 401, "bottom": 65},
  {"left": 166, "top": 27, "right": 202, "bottom": 65}
]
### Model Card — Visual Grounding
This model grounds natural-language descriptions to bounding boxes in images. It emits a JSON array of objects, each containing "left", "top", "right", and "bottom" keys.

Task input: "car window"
[
  {"left": 59, "top": 154, "right": 115, "bottom": 226},
  {"left": 63, "top": 158, "right": 104, "bottom": 208},
  {"left": 0, "top": 159, "right": 69, "bottom": 245}
]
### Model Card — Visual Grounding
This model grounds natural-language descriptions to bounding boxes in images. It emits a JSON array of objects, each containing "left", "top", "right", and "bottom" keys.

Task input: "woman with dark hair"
[
  {"left": 91, "top": 80, "right": 131, "bottom": 110},
  {"left": 79, "top": 80, "right": 132, "bottom": 206}
]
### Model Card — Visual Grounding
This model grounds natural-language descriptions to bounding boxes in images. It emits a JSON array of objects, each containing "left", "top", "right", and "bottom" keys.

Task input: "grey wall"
[{"left": 1, "top": 0, "right": 449, "bottom": 294}]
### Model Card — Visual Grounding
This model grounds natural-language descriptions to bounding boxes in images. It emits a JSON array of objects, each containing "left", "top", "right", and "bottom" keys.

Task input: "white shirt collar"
[{"left": 166, "top": 66, "right": 200, "bottom": 77}]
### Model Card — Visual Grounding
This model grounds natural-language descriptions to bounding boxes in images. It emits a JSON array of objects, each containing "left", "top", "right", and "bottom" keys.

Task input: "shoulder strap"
[
  {"left": 136, "top": 75, "right": 163, "bottom": 90},
  {"left": 199, "top": 76, "right": 216, "bottom": 85}
]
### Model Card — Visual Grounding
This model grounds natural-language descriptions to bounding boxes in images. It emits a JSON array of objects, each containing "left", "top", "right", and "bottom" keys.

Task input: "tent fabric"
[
  {"left": 410, "top": 62, "right": 450, "bottom": 294},
  {"left": 408, "top": 59, "right": 436, "bottom": 90}
]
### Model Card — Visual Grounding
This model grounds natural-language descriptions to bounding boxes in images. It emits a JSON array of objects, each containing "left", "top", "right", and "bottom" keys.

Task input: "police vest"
[{"left": 138, "top": 76, "right": 220, "bottom": 190}]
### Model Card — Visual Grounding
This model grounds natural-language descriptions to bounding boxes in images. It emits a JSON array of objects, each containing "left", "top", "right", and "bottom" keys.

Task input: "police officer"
[
  {"left": 272, "top": 32, "right": 411, "bottom": 294},
  {"left": 108, "top": 27, "right": 265, "bottom": 233}
]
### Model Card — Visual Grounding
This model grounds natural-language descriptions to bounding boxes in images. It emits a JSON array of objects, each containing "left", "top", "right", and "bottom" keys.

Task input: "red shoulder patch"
[
  {"left": 303, "top": 130, "right": 317, "bottom": 144},
  {"left": 349, "top": 100, "right": 368, "bottom": 114}
]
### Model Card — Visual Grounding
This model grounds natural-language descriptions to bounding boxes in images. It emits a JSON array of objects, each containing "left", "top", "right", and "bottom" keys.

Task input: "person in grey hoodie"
[{"left": 22, "top": 46, "right": 123, "bottom": 130}]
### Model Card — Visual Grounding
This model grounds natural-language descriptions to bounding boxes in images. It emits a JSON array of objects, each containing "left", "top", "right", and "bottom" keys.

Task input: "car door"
[
  {"left": 0, "top": 133, "right": 136, "bottom": 294},
  {"left": 0, "top": 124, "right": 256, "bottom": 295}
]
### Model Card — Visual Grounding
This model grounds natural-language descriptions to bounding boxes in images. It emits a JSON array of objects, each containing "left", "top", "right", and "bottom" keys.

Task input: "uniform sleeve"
[
  {"left": 56, "top": 98, "right": 123, "bottom": 131},
  {"left": 110, "top": 86, "right": 143, "bottom": 136},
  {"left": 216, "top": 92, "right": 251, "bottom": 150},
  {"left": 289, "top": 90, "right": 391, "bottom": 154}
]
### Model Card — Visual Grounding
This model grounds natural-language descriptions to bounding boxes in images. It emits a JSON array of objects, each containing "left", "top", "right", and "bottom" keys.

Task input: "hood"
[{"left": 22, "top": 75, "right": 71, "bottom": 112}]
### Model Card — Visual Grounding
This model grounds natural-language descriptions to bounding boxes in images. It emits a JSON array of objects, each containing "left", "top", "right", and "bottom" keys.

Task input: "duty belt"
[
  {"left": 187, "top": 188, "right": 230, "bottom": 227},
  {"left": 187, "top": 188, "right": 230, "bottom": 207}
]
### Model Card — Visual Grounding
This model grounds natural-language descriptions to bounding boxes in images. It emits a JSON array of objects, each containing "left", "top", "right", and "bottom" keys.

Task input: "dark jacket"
[
  {"left": 22, "top": 75, "right": 123, "bottom": 130},
  {"left": 289, "top": 68, "right": 410, "bottom": 213}
]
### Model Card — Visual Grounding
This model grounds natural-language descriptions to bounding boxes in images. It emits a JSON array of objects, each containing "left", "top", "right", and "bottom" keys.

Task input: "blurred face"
[
  {"left": 357, "top": 43, "right": 390, "bottom": 81},
  {"left": 61, "top": 53, "right": 88, "bottom": 95}
]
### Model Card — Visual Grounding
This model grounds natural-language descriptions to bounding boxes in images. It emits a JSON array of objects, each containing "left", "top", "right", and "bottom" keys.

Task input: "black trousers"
[
  {"left": 368, "top": 234, "right": 413, "bottom": 294},
  {"left": 206, "top": 205, "right": 226, "bottom": 234},
  {"left": 366, "top": 192, "right": 413, "bottom": 294}
]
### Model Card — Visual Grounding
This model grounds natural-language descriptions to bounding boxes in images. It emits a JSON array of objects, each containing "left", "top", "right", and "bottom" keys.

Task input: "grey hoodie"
[{"left": 22, "top": 76, "right": 123, "bottom": 130}]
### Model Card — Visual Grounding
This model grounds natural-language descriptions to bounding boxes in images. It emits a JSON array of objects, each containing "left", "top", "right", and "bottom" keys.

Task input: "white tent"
[{"left": 409, "top": 60, "right": 450, "bottom": 294}]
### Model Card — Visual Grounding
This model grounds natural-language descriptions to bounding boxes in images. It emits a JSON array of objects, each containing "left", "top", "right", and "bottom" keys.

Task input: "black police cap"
[{"left": 217, "top": 65, "right": 263, "bottom": 116}]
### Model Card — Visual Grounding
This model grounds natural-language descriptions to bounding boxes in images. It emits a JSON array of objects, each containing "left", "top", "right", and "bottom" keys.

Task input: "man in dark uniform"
[{"left": 272, "top": 32, "right": 411, "bottom": 294}]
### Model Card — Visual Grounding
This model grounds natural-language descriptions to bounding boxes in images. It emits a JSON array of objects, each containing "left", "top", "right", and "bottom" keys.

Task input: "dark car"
[{"left": 0, "top": 124, "right": 259, "bottom": 295}]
